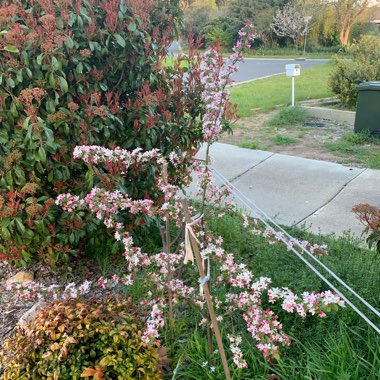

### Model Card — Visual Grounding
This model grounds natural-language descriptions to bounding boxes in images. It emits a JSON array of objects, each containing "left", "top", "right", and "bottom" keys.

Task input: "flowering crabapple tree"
[
  {"left": 271, "top": 3, "right": 311, "bottom": 49},
  {"left": 8, "top": 28, "right": 345, "bottom": 373},
  {"left": 9, "top": 144, "right": 345, "bottom": 368}
]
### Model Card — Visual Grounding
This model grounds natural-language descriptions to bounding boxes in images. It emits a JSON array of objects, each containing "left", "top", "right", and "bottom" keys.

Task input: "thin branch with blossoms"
[
  {"left": 198, "top": 23, "right": 255, "bottom": 218},
  {"left": 242, "top": 214, "right": 329, "bottom": 257}
]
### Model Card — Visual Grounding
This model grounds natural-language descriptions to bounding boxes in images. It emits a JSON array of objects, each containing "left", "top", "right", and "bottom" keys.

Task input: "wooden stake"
[{"left": 181, "top": 200, "right": 231, "bottom": 380}]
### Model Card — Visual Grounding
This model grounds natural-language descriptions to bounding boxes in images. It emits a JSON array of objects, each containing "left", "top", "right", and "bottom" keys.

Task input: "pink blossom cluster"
[
  {"left": 6, "top": 280, "right": 92, "bottom": 301},
  {"left": 58, "top": 186, "right": 154, "bottom": 221},
  {"left": 206, "top": 243, "right": 344, "bottom": 361},
  {"left": 243, "top": 214, "right": 329, "bottom": 257},
  {"left": 194, "top": 162, "right": 233, "bottom": 208},
  {"left": 268, "top": 288, "right": 345, "bottom": 318},
  {"left": 228, "top": 334, "right": 248, "bottom": 369},
  {"left": 73, "top": 145, "right": 165, "bottom": 168},
  {"left": 141, "top": 298, "right": 165, "bottom": 344},
  {"left": 199, "top": 24, "right": 255, "bottom": 142}
]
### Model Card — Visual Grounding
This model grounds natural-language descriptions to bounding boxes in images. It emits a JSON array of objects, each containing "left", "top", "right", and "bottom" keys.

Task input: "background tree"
[
  {"left": 184, "top": 3, "right": 217, "bottom": 41},
  {"left": 326, "top": 0, "right": 371, "bottom": 45},
  {"left": 271, "top": 3, "right": 311, "bottom": 48},
  {"left": 180, "top": 0, "right": 194, "bottom": 10}
]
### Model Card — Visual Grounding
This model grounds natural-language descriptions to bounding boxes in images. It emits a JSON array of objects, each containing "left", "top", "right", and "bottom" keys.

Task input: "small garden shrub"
[
  {"left": 329, "top": 35, "right": 380, "bottom": 107},
  {"left": 0, "top": 298, "right": 162, "bottom": 380},
  {"left": 0, "top": 0, "right": 205, "bottom": 264}
]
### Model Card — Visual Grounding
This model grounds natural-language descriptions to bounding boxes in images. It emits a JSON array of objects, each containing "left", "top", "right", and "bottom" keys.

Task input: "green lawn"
[{"left": 230, "top": 62, "right": 334, "bottom": 117}]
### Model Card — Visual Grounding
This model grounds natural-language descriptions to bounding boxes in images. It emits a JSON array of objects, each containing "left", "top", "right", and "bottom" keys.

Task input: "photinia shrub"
[
  {"left": 0, "top": 0, "right": 208, "bottom": 264},
  {"left": 0, "top": 297, "right": 162, "bottom": 380}
]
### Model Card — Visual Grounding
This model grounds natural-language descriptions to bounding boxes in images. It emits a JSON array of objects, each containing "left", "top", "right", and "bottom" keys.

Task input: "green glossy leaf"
[
  {"left": 36, "top": 53, "right": 44, "bottom": 65},
  {"left": 0, "top": 129, "right": 8, "bottom": 144},
  {"left": 16, "top": 69, "right": 23, "bottom": 83},
  {"left": 49, "top": 72, "right": 56, "bottom": 88},
  {"left": 115, "top": 34, "right": 126, "bottom": 48},
  {"left": 1, "top": 226, "right": 11, "bottom": 240},
  {"left": 58, "top": 76, "right": 69, "bottom": 93},
  {"left": 76, "top": 62, "right": 83, "bottom": 74},
  {"left": 99, "top": 82, "right": 108, "bottom": 91},
  {"left": 3, "top": 45, "right": 19, "bottom": 53},
  {"left": 6, "top": 77, "right": 15, "bottom": 88},
  {"left": 15, "top": 218, "right": 26, "bottom": 235},
  {"left": 51, "top": 56, "right": 60, "bottom": 71},
  {"left": 66, "top": 36, "right": 74, "bottom": 49},
  {"left": 38, "top": 147, "right": 47, "bottom": 163},
  {"left": 128, "top": 22, "right": 136, "bottom": 32},
  {"left": 25, "top": 67, "right": 33, "bottom": 78},
  {"left": 23, "top": 116, "right": 31, "bottom": 129}
]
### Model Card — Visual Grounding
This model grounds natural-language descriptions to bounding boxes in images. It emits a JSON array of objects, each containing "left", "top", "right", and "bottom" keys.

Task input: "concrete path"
[
  {"left": 196, "top": 143, "right": 380, "bottom": 237},
  {"left": 232, "top": 58, "right": 329, "bottom": 84}
]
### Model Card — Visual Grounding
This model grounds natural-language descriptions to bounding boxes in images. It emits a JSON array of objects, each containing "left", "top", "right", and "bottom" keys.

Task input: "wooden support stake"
[{"left": 181, "top": 200, "right": 231, "bottom": 380}]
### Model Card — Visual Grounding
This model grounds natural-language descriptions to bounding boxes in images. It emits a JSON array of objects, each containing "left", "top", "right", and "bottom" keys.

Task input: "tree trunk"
[
  {"left": 294, "top": 37, "right": 299, "bottom": 51},
  {"left": 340, "top": 26, "right": 351, "bottom": 46}
]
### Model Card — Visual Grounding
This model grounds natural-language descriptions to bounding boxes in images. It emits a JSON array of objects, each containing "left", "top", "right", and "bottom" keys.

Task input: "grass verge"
[
  {"left": 230, "top": 62, "right": 334, "bottom": 117},
  {"left": 324, "top": 132, "right": 380, "bottom": 169}
]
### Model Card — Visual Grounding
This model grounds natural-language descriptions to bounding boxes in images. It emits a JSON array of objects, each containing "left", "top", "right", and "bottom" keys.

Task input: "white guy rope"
[{"left": 208, "top": 165, "right": 380, "bottom": 335}]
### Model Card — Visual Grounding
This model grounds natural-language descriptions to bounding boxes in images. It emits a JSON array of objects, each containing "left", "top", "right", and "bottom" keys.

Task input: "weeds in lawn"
[
  {"left": 324, "top": 134, "right": 380, "bottom": 169},
  {"left": 324, "top": 140, "right": 366, "bottom": 155},
  {"left": 273, "top": 323, "right": 380, "bottom": 380},
  {"left": 238, "top": 141, "right": 262, "bottom": 150},
  {"left": 367, "top": 154, "right": 380, "bottom": 169},
  {"left": 272, "top": 134, "right": 299, "bottom": 145},
  {"left": 343, "top": 132, "right": 380, "bottom": 145},
  {"left": 268, "top": 106, "right": 307, "bottom": 127}
]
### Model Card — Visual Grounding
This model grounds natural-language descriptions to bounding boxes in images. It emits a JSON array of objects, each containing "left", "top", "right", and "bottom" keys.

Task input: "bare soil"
[
  {"left": 0, "top": 262, "right": 60, "bottom": 346},
  {"left": 220, "top": 112, "right": 380, "bottom": 169}
]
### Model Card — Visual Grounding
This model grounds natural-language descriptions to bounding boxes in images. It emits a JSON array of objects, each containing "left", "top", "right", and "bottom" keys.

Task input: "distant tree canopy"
[
  {"left": 184, "top": 0, "right": 290, "bottom": 48},
  {"left": 183, "top": 0, "right": 376, "bottom": 49}
]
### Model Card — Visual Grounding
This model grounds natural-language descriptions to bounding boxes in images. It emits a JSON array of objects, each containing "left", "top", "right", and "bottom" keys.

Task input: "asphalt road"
[{"left": 232, "top": 58, "right": 330, "bottom": 84}]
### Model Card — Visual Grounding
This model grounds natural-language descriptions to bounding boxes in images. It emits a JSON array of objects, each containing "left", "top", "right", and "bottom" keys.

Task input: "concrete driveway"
[{"left": 232, "top": 58, "right": 330, "bottom": 84}]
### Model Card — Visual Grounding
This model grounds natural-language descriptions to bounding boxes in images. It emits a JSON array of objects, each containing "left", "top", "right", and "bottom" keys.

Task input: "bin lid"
[{"left": 357, "top": 81, "right": 380, "bottom": 91}]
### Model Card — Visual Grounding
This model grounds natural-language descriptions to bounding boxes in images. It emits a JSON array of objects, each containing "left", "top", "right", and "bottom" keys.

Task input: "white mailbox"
[{"left": 285, "top": 64, "right": 301, "bottom": 77}]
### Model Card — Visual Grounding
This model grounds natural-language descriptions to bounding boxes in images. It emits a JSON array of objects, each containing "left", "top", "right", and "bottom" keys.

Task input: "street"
[{"left": 232, "top": 58, "right": 330, "bottom": 83}]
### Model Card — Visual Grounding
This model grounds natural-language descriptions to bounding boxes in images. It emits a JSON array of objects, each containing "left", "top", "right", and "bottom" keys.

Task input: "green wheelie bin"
[{"left": 354, "top": 81, "right": 380, "bottom": 136}]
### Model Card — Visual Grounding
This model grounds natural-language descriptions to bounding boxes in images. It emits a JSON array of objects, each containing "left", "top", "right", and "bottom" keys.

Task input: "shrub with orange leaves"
[
  {"left": 0, "top": 298, "right": 162, "bottom": 380},
  {"left": 352, "top": 203, "right": 380, "bottom": 254}
]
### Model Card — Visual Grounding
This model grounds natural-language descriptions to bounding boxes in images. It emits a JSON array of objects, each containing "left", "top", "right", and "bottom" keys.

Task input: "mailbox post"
[{"left": 285, "top": 64, "right": 301, "bottom": 107}]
